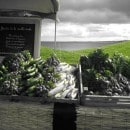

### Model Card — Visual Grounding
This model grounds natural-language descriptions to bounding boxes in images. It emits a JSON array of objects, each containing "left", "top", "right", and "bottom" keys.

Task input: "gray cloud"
[
  {"left": 108, "top": 0, "right": 130, "bottom": 15},
  {"left": 60, "top": 0, "right": 110, "bottom": 11},
  {"left": 41, "top": 0, "right": 130, "bottom": 41},
  {"left": 58, "top": 0, "right": 130, "bottom": 24}
]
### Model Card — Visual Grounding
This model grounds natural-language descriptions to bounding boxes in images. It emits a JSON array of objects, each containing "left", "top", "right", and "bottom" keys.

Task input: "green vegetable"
[
  {"left": 80, "top": 49, "right": 130, "bottom": 96},
  {"left": 0, "top": 51, "right": 63, "bottom": 97},
  {"left": 26, "top": 77, "right": 42, "bottom": 87},
  {"left": 26, "top": 86, "right": 36, "bottom": 93},
  {"left": 0, "top": 65, "right": 8, "bottom": 73}
]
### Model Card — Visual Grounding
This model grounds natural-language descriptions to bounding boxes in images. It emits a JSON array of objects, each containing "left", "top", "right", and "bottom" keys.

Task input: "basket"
[
  {"left": 79, "top": 64, "right": 130, "bottom": 108},
  {"left": 0, "top": 65, "right": 81, "bottom": 105}
]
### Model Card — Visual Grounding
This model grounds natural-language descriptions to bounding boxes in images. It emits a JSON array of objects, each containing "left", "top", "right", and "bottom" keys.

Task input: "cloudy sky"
[{"left": 41, "top": 0, "right": 130, "bottom": 41}]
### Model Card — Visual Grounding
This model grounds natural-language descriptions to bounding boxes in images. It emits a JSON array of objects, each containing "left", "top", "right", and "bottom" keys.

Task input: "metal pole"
[{"left": 54, "top": 16, "right": 57, "bottom": 50}]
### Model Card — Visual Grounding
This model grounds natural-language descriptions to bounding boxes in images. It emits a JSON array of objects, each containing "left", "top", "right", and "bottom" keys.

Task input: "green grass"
[{"left": 40, "top": 40, "right": 130, "bottom": 64}]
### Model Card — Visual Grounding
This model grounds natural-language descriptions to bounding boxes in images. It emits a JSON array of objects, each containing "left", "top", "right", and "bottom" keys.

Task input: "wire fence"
[
  {"left": 0, "top": 100, "right": 53, "bottom": 130},
  {"left": 0, "top": 100, "right": 130, "bottom": 130},
  {"left": 77, "top": 106, "right": 130, "bottom": 130}
]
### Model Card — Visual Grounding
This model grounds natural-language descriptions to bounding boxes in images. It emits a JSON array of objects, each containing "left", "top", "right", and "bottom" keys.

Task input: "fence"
[{"left": 0, "top": 98, "right": 130, "bottom": 130}]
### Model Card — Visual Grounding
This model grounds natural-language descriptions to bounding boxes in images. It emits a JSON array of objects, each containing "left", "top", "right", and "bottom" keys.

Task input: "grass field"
[{"left": 40, "top": 40, "right": 130, "bottom": 64}]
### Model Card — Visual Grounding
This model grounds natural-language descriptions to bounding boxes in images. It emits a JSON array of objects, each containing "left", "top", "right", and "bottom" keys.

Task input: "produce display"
[
  {"left": 0, "top": 51, "right": 78, "bottom": 99},
  {"left": 80, "top": 49, "right": 130, "bottom": 96}
]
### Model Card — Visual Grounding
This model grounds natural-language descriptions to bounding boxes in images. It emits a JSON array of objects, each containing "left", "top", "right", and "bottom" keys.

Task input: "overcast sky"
[{"left": 41, "top": 0, "right": 130, "bottom": 41}]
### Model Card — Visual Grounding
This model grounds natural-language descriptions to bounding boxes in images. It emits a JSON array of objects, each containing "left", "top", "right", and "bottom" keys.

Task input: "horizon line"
[{"left": 41, "top": 40, "right": 128, "bottom": 42}]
